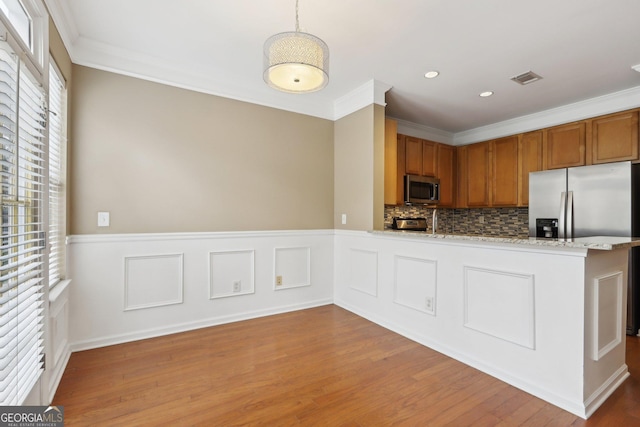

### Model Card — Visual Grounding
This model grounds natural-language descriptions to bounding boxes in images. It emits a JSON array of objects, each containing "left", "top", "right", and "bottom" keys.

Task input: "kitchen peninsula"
[{"left": 333, "top": 230, "right": 640, "bottom": 419}]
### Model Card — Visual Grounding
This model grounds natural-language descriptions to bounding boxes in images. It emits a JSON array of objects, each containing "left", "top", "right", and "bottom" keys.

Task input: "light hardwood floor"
[{"left": 53, "top": 305, "right": 640, "bottom": 426}]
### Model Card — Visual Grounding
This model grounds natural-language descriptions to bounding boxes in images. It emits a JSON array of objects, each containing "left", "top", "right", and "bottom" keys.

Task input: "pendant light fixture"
[{"left": 263, "top": 0, "right": 329, "bottom": 93}]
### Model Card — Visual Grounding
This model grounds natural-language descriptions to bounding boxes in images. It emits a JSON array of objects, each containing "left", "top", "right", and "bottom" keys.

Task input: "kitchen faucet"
[{"left": 432, "top": 208, "right": 437, "bottom": 234}]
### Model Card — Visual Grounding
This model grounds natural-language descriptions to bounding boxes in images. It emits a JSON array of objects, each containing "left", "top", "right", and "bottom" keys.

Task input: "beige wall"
[
  {"left": 373, "top": 104, "right": 385, "bottom": 230},
  {"left": 334, "top": 105, "right": 377, "bottom": 231},
  {"left": 70, "top": 66, "right": 334, "bottom": 234}
]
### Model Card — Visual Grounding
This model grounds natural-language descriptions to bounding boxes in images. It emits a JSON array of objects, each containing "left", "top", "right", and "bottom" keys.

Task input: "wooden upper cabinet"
[
  {"left": 466, "top": 142, "right": 491, "bottom": 207},
  {"left": 405, "top": 136, "right": 423, "bottom": 175},
  {"left": 455, "top": 146, "right": 468, "bottom": 208},
  {"left": 405, "top": 136, "right": 437, "bottom": 177},
  {"left": 543, "top": 121, "right": 586, "bottom": 169},
  {"left": 491, "top": 136, "right": 519, "bottom": 206},
  {"left": 421, "top": 140, "right": 437, "bottom": 177},
  {"left": 591, "top": 110, "right": 639, "bottom": 164},
  {"left": 518, "top": 131, "right": 543, "bottom": 206},
  {"left": 383, "top": 118, "right": 400, "bottom": 205},
  {"left": 396, "top": 134, "right": 407, "bottom": 205},
  {"left": 436, "top": 144, "right": 456, "bottom": 207}
]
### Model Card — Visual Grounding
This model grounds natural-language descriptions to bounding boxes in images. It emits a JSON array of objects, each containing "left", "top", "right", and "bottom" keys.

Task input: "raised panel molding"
[
  {"left": 394, "top": 255, "right": 437, "bottom": 315},
  {"left": 124, "top": 253, "right": 184, "bottom": 311},
  {"left": 349, "top": 249, "right": 378, "bottom": 297},
  {"left": 592, "top": 271, "right": 624, "bottom": 361},
  {"left": 274, "top": 247, "right": 311, "bottom": 290},
  {"left": 464, "top": 266, "right": 536, "bottom": 349},
  {"left": 209, "top": 250, "right": 255, "bottom": 299}
]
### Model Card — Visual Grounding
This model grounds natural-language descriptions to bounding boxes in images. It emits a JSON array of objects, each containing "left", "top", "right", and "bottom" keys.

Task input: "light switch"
[
  {"left": 98, "top": 211, "right": 110, "bottom": 227},
  {"left": 341, "top": 214, "right": 347, "bottom": 225}
]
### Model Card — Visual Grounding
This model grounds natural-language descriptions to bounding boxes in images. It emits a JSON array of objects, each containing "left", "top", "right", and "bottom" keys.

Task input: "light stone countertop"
[{"left": 371, "top": 230, "right": 640, "bottom": 251}]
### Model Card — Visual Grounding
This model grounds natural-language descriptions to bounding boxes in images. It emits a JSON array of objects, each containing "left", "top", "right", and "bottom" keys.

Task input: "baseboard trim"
[
  {"left": 48, "top": 343, "right": 71, "bottom": 403},
  {"left": 584, "top": 365, "right": 630, "bottom": 418}
]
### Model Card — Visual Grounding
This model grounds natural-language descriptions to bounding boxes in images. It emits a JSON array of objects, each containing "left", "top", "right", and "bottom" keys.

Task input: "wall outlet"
[
  {"left": 97, "top": 211, "right": 110, "bottom": 227},
  {"left": 233, "top": 281, "right": 241, "bottom": 293},
  {"left": 276, "top": 275, "right": 283, "bottom": 286},
  {"left": 425, "top": 297, "right": 434, "bottom": 311},
  {"left": 478, "top": 215, "right": 485, "bottom": 224}
]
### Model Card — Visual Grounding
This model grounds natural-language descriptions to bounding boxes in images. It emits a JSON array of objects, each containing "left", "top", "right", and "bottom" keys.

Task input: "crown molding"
[
  {"left": 43, "top": 0, "right": 640, "bottom": 134},
  {"left": 45, "top": 0, "right": 79, "bottom": 54},
  {"left": 333, "top": 79, "right": 392, "bottom": 120},
  {"left": 70, "top": 35, "right": 337, "bottom": 120},
  {"left": 391, "top": 118, "right": 454, "bottom": 145},
  {"left": 453, "top": 85, "right": 640, "bottom": 145}
]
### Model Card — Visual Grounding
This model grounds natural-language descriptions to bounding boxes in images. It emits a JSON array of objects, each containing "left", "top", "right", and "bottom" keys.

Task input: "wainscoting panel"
[
  {"left": 394, "top": 255, "right": 437, "bottom": 315},
  {"left": 47, "top": 279, "right": 72, "bottom": 402},
  {"left": 592, "top": 271, "right": 623, "bottom": 361},
  {"left": 274, "top": 247, "right": 311, "bottom": 290},
  {"left": 67, "top": 231, "right": 334, "bottom": 351},
  {"left": 124, "top": 254, "right": 184, "bottom": 311},
  {"left": 464, "top": 266, "right": 536, "bottom": 349},
  {"left": 349, "top": 248, "right": 378, "bottom": 297},
  {"left": 209, "top": 250, "right": 255, "bottom": 299}
]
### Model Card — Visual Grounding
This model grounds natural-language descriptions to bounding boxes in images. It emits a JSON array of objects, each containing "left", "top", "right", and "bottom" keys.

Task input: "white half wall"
[
  {"left": 333, "top": 230, "right": 629, "bottom": 419},
  {"left": 66, "top": 230, "right": 334, "bottom": 351}
]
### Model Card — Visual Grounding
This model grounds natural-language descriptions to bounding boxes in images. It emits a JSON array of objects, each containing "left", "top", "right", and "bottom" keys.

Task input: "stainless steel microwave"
[{"left": 404, "top": 174, "right": 440, "bottom": 205}]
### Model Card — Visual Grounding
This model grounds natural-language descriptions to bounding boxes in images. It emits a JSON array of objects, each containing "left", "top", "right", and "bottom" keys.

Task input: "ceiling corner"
[{"left": 45, "top": 0, "right": 80, "bottom": 58}]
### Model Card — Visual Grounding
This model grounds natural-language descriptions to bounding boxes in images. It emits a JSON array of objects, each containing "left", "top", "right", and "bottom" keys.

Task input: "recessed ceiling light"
[
  {"left": 479, "top": 91, "right": 494, "bottom": 97},
  {"left": 424, "top": 71, "right": 439, "bottom": 79}
]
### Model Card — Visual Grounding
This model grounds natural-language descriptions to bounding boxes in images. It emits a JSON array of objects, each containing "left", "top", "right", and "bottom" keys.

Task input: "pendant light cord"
[{"left": 295, "top": 0, "right": 300, "bottom": 32}]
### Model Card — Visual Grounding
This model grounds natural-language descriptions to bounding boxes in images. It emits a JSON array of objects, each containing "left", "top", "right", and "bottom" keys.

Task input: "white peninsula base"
[{"left": 334, "top": 230, "right": 636, "bottom": 419}]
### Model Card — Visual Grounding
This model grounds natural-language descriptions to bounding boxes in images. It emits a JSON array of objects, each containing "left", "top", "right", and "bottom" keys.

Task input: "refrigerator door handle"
[
  {"left": 559, "top": 191, "right": 567, "bottom": 240},
  {"left": 566, "top": 190, "right": 574, "bottom": 240}
]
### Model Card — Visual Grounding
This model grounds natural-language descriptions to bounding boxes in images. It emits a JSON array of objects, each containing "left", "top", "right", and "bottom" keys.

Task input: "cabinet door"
[
  {"left": 383, "top": 119, "right": 399, "bottom": 205},
  {"left": 492, "top": 136, "right": 519, "bottom": 206},
  {"left": 396, "top": 134, "right": 406, "bottom": 205},
  {"left": 466, "top": 142, "right": 491, "bottom": 207},
  {"left": 436, "top": 144, "right": 456, "bottom": 207},
  {"left": 591, "top": 110, "right": 639, "bottom": 164},
  {"left": 455, "top": 146, "right": 468, "bottom": 208},
  {"left": 405, "top": 136, "right": 423, "bottom": 175},
  {"left": 518, "top": 131, "right": 543, "bottom": 206},
  {"left": 422, "top": 140, "right": 437, "bottom": 177},
  {"left": 544, "top": 122, "right": 586, "bottom": 169}
]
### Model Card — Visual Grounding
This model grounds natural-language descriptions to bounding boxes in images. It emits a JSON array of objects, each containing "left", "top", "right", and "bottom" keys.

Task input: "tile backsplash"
[{"left": 385, "top": 205, "right": 529, "bottom": 238}]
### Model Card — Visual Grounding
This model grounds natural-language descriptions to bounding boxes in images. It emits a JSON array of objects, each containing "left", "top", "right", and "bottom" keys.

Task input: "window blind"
[
  {"left": 48, "top": 62, "right": 66, "bottom": 288},
  {"left": 0, "top": 39, "right": 46, "bottom": 405}
]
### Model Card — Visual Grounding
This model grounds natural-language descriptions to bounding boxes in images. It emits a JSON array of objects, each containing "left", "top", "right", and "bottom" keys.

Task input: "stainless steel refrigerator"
[{"left": 528, "top": 161, "right": 640, "bottom": 335}]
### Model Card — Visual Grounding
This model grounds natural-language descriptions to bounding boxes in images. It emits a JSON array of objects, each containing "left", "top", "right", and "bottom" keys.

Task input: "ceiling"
[{"left": 45, "top": 0, "right": 640, "bottom": 144}]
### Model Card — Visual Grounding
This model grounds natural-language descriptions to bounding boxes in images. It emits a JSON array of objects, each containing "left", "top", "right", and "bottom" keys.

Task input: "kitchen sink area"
[{"left": 384, "top": 205, "right": 529, "bottom": 238}]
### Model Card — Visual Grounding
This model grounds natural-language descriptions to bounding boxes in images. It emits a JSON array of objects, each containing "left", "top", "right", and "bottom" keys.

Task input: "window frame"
[{"left": 47, "top": 57, "right": 66, "bottom": 288}]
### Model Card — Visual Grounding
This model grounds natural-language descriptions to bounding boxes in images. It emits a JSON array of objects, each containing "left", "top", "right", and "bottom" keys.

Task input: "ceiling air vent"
[{"left": 511, "top": 71, "right": 543, "bottom": 85}]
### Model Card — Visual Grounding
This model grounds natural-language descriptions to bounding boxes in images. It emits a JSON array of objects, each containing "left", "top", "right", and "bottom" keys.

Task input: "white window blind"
[
  {"left": 0, "top": 38, "right": 46, "bottom": 405},
  {"left": 48, "top": 62, "right": 66, "bottom": 288}
]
